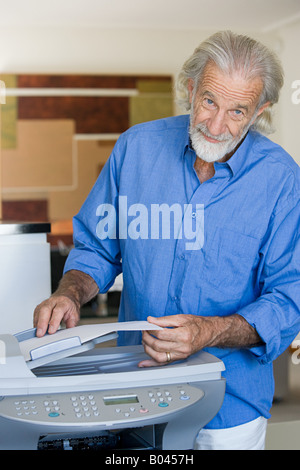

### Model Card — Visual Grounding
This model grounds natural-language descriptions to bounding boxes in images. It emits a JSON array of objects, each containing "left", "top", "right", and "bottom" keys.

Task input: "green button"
[
  {"left": 158, "top": 402, "right": 169, "bottom": 407},
  {"left": 48, "top": 412, "right": 60, "bottom": 417}
]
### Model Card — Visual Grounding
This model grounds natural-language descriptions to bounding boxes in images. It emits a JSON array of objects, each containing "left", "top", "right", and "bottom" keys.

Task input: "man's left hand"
[{"left": 138, "top": 314, "right": 214, "bottom": 367}]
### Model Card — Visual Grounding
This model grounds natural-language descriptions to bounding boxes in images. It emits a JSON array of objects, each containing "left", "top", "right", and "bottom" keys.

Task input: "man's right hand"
[
  {"left": 33, "top": 270, "right": 99, "bottom": 337},
  {"left": 33, "top": 295, "right": 80, "bottom": 337}
]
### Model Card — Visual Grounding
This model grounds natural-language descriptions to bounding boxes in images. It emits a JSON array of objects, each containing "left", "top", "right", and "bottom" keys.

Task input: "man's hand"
[
  {"left": 139, "top": 313, "right": 262, "bottom": 367},
  {"left": 33, "top": 269, "right": 99, "bottom": 337},
  {"left": 33, "top": 295, "right": 80, "bottom": 337},
  {"left": 139, "top": 314, "right": 214, "bottom": 367}
]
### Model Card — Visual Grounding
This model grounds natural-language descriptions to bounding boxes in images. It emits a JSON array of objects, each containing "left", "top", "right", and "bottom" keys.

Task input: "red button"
[{"left": 139, "top": 408, "right": 149, "bottom": 414}]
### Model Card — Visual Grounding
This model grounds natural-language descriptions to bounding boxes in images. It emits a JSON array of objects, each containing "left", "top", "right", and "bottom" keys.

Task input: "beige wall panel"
[
  {"left": 48, "top": 139, "right": 115, "bottom": 221},
  {"left": 0, "top": 74, "right": 17, "bottom": 150},
  {"left": 2, "top": 120, "right": 74, "bottom": 188},
  {"left": 2, "top": 192, "right": 48, "bottom": 201}
]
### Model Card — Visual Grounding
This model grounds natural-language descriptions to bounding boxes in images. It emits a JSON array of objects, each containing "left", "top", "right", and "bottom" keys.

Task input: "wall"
[{"left": 0, "top": 73, "right": 173, "bottom": 226}]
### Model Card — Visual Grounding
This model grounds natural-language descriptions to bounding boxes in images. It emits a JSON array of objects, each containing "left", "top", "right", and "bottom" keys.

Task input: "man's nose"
[{"left": 207, "top": 110, "right": 227, "bottom": 136}]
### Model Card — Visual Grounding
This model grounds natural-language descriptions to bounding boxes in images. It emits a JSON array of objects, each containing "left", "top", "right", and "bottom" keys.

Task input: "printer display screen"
[{"left": 103, "top": 395, "right": 139, "bottom": 406}]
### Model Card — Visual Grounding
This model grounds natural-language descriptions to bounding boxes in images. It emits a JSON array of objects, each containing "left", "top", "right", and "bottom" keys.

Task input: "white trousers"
[{"left": 195, "top": 416, "right": 268, "bottom": 450}]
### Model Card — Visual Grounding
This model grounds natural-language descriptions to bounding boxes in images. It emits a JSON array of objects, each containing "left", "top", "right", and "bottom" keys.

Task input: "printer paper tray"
[{"left": 33, "top": 351, "right": 151, "bottom": 377}]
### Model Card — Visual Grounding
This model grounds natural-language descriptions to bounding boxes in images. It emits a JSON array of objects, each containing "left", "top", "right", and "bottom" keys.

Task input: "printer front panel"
[{"left": 0, "top": 383, "right": 204, "bottom": 429}]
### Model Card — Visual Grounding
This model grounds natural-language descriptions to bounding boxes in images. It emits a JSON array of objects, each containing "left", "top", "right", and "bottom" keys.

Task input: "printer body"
[{"left": 0, "top": 322, "right": 225, "bottom": 450}]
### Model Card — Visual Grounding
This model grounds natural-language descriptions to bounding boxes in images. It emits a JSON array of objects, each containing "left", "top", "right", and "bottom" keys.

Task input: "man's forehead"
[{"left": 198, "top": 62, "right": 263, "bottom": 106}]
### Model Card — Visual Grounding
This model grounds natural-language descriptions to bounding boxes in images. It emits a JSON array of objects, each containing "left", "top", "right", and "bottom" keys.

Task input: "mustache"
[{"left": 193, "top": 123, "right": 232, "bottom": 142}]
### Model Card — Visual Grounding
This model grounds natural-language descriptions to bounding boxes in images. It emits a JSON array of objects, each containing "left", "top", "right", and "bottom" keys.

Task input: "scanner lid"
[{"left": 14, "top": 321, "right": 162, "bottom": 370}]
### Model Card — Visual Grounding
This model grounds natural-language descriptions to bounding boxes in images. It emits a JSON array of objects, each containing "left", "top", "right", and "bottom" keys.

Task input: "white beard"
[{"left": 189, "top": 115, "right": 254, "bottom": 163}]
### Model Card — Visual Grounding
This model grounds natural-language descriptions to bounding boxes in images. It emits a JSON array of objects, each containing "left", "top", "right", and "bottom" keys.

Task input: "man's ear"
[
  {"left": 188, "top": 79, "right": 194, "bottom": 104},
  {"left": 256, "top": 101, "right": 271, "bottom": 118}
]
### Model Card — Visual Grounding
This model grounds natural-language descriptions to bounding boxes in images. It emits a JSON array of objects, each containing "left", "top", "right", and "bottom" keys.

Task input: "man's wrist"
[
  {"left": 205, "top": 314, "right": 262, "bottom": 349},
  {"left": 55, "top": 270, "right": 99, "bottom": 308}
]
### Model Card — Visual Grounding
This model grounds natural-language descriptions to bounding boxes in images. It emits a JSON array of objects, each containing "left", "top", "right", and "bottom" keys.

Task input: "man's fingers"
[
  {"left": 33, "top": 296, "right": 79, "bottom": 337},
  {"left": 142, "top": 330, "right": 177, "bottom": 352},
  {"left": 34, "top": 300, "right": 56, "bottom": 337},
  {"left": 138, "top": 358, "right": 168, "bottom": 368}
]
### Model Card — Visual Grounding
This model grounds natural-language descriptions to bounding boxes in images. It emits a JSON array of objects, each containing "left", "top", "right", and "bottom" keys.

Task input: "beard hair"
[{"left": 189, "top": 110, "right": 255, "bottom": 163}]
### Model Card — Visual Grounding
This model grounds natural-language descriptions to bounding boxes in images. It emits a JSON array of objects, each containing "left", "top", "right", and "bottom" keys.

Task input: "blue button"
[
  {"left": 48, "top": 412, "right": 60, "bottom": 417},
  {"left": 180, "top": 395, "right": 190, "bottom": 401},
  {"left": 158, "top": 402, "right": 169, "bottom": 407}
]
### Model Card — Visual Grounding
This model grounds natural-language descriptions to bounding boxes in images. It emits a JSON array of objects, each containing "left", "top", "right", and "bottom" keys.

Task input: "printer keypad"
[
  {"left": 70, "top": 395, "right": 100, "bottom": 418},
  {"left": 147, "top": 389, "right": 174, "bottom": 407},
  {"left": 14, "top": 399, "right": 38, "bottom": 416}
]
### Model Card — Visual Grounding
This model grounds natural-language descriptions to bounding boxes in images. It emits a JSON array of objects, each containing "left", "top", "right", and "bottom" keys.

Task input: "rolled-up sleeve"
[
  {"left": 238, "top": 195, "right": 300, "bottom": 364},
  {"left": 63, "top": 136, "right": 124, "bottom": 292}
]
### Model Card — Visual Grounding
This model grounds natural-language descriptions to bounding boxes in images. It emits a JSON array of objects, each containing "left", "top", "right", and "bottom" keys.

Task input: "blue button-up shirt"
[{"left": 64, "top": 114, "right": 300, "bottom": 428}]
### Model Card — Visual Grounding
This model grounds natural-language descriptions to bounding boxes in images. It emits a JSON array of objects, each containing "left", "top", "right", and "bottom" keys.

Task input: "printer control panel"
[{"left": 0, "top": 384, "right": 204, "bottom": 427}]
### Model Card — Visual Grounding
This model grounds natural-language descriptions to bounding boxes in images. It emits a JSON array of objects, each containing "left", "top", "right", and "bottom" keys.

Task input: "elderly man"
[{"left": 34, "top": 31, "right": 300, "bottom": 450}]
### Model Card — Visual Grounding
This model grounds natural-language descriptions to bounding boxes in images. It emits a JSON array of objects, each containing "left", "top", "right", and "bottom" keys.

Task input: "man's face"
[{"left": 188, "top": 62, "right": 269, "bottom": 163}]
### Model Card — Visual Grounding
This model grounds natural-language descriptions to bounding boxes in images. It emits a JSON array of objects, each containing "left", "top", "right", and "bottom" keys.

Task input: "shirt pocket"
[{"left": 202, "top": 226, "right": 261, "bottom": 298}]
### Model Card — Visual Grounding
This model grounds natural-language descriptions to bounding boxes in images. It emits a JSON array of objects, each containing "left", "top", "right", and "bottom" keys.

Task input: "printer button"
[
  {"left": 158, "top": 402, "right": 169, "bottom": 408},
  {"left": 180, "top": 395, "right": 190, "bottom": 401},
  {"left": 139, "top": 408, "right": 149, "bottom": 414}
]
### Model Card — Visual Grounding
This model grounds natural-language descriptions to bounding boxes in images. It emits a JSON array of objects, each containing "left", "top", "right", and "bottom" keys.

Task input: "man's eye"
[
  {"left": 204, "top": 98, "right": 215, "bottom": 107},
  {"left": 230, "top": 109, "right": 244, "bottom": 120}
]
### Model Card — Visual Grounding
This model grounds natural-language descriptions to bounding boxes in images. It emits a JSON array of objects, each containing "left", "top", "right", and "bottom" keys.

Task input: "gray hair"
[{"left": 176, "top": 30, "right": 284, "bottom": 135}]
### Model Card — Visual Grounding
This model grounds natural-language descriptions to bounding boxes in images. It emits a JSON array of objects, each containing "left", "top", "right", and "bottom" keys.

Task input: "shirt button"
[{"left": 191, "top": 212, "right": 196, "bottom": 218}]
